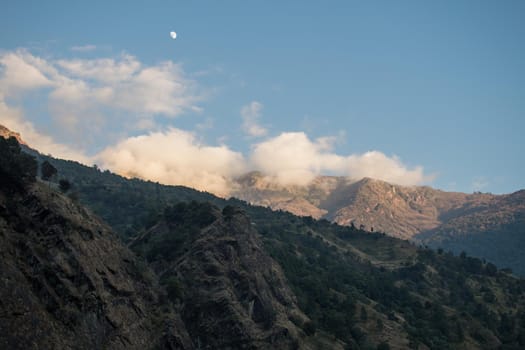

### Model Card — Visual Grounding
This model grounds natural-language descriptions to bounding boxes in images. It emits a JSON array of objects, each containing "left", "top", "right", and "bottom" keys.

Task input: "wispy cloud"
[
  {"left": 0, "top": 48, "right": 202, "bottom": 149},
  {"left": 472, "top": 177, "right": 489, "bottom": 192},
  {"left": 53, "top": 55, "right": 201, "bottom": 116},
  {"left": 70, "top": 44, "right": 97, "bottom": 52},
  {"left": 0, "top": 51, "right": 53, "bottom": 95},
  {"left": 241, "top": 101, "right": 267, "bottom": 137},
  {"left": 196, "top": 117, "right": 214, "bottom": 131}
]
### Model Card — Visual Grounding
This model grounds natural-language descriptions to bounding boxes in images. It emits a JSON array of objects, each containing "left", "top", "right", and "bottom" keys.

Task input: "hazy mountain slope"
[
  {"left": 233, "top": 200, "right": 525, "bottom": 349},
  {"left": 323, "top": 178, "right": 502, "bottom": 239},
  {"left": 233, "top": 173, "right": 525, "bottom": 275},
  {"left": 232, "top": 172, "right": 342, "bottom": 218},
  {"left": 232, "top": 173, "right": 504, "bottom": 240},
  {"left": 415, "top": 190, "right": 525, "bottom": 275}
]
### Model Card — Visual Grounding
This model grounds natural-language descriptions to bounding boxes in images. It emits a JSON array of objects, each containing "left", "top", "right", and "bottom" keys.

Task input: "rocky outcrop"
[
  {"left": 232, "top": 174, "right": 514, "bottom": 240},
  {"left": 0, "top": 124, "right": 25, "bottom": 145},
  {"left": 133, "top": 205, "right": 310, "bottom": 349},
  {"left": 0, "top": 182, "right": 193, "bottom": 349}
]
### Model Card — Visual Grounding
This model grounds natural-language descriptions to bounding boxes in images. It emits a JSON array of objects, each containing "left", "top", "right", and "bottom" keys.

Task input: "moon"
[{"left": 170, "top": 31, "right": 177, "bottom": 40}]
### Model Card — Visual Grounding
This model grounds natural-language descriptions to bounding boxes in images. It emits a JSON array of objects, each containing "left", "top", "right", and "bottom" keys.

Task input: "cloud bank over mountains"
[
  {"left": 98, "top": 128, "right": 246, "bottom": 196},
  {"left": 0, "top": 49, "right": 432, "bottom": 196},
  {"left": 250, "top": 132, "right": 429, "bottom": 187}
]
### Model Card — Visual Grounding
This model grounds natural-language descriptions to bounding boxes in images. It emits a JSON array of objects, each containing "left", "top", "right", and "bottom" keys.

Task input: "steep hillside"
[
  {"left": 3, "top": 129, "right": 525, "bottom": 348},
  {"left": 236, "top": 203, "right": 525, "bottom": 349},
  {"left": 0, "top": 139, "right": 192, "bottom": 349},
  {"left": 232, "top": 173, "right": 504, "bottom": 240},
  {"left": 131, "top": 202, "right": 316, "bottom": 349},
  {"left": 415, "top": 190, "right": 525, "bottom": 275},
  {"left": 231, "top": 173, "right": 525, "bottom": 276},
  {"left": 34, "top": 156, "right": 224, "bottom": 238},
  {"left": 0, "top": 136, "right": 323, "bottom": 349},
  {"left": 17, "top": 151, "right": 525, "bottom": 349}
]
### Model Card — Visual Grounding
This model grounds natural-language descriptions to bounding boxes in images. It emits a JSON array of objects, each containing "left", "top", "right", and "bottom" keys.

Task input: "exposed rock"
[
  {"left": 232, "top": 174, "right": 518, "bottom": 240},
  {"left": 232, "top": 173, "right": 525, "bottom": 275},
  {"left": 0, "top": 182, "right": 193, "bottom": 349},
  {"left": 133, "top": 205, "right": 310, "bottom": 349},
  {"left": 0, "top": 124, "right": 26, "bottom": 145}
]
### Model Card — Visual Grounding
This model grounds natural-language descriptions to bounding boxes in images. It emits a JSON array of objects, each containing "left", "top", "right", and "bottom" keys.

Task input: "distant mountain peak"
[{"left": 231, "top": 173, "right": 524, "bottom": 246}]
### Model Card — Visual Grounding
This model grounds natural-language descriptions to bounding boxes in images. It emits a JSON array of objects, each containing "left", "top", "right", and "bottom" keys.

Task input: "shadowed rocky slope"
[
  {"left": 3, "top": 127, "right": 525, "bottom": 348},
  {"left": 131, "top": 204, "right": 311, "bottom": 349},
  {"left": 0, "top": 180, "right": 193, "bottom": 349},
  {"left": 0, "top": 137, "right": 310, "bottom": 349}
]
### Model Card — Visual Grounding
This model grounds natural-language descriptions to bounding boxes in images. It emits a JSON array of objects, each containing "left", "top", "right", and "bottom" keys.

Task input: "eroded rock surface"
[
  {"left": 0, "top": 182, "right": 193, "bottom": 349},
  {"left": 133, "top": 205, "right": 309, "bottom": 349}
]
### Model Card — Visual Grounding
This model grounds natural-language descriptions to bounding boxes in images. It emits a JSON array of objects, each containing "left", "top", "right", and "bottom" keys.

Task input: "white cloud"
[
  {"left": 0, "top": 97, "right": 90, "bottom": 162},
  {"left": 57, "top": 54, "right": 140, "bottom": 83},
  {"left": 196, "top": 117, "right": 214, "bottom": 131},
  {"left": 70, "top": 44, "right": 97, "bottom": 52},
  {"left": 53, "top": 57, "right": 198, "bottom": 117},
  {"left": 241, "top": 101, "right": 267, "bottom": 137},
  {"left": 472, "top": 177, "right": 489, "bottom": 192},
  {"left": 343, "top": 151, "right": 428, "bottom": 186},
  {"left": 250, "top": 132, "right": 342, "bottom": 185},
  {"left": 0, "top": 49, "right": 202, "bottom": 149},
  {"left": 96, "top": 128, "right": 246, "bottom": 197},
  {"left": 92, "top": 130, "right": 431, "bottom": 195},
  {"left": 0, "top": 51, "right": 53, "bottom": 95},
  {"left": 250, "top": 132, "right": 430, "bottom": 187}
]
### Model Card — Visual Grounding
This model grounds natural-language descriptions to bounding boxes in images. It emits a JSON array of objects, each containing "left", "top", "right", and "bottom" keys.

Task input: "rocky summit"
[{"left": 231, "top": 173, "right": 506, "bottom": 239}]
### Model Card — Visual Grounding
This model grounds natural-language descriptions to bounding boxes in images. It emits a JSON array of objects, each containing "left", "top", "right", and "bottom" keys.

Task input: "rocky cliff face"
[
  {"left": 0, "top": 181, "right": 193, "bottom": 349},
  {"left": 131, "top": 205, "right": 310, "bottom": 349}
]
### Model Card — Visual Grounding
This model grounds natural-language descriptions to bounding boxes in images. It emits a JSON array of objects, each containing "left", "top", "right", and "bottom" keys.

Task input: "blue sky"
[{"left": 1, "top": 0, "right": 524, "bottom": 194}]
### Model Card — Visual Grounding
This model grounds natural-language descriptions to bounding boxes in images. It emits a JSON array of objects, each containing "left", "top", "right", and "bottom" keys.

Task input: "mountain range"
[
  {"left": 2, "top": 123, "right": 524, "bottom": 275},
  {"left": 231, "top": 172, "right": 525, "bottom": 275},
  {"left": 2, "top": 126, "right": 525, "bottom": 349}
]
